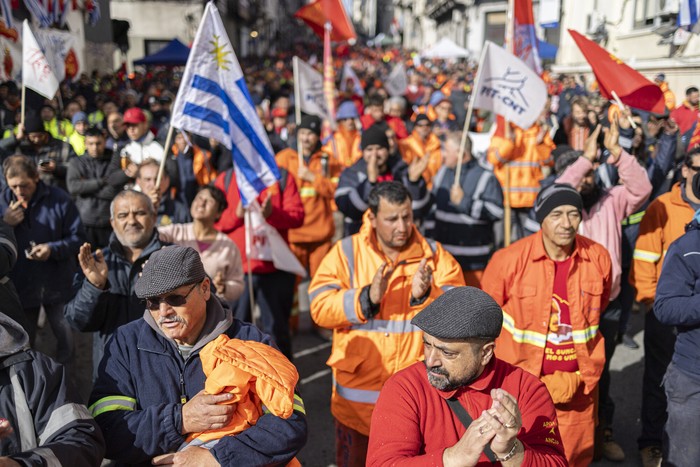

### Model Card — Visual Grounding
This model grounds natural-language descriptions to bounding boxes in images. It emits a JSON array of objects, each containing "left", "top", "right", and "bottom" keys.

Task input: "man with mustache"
[
  {"left": 64, "top": 189, "right": 168, "bottom": 378},
  {"left": 482, "top": 184, "right": 612, "bottom": 466},
  {"left": 310, "top": 181, "right": 465, "bottom": 467},
  {"left": 367, "top": 287, "right": 566, "bottom": 466},
  {"left": 89, "top": 245, "right": 307, "bottom": 466}
]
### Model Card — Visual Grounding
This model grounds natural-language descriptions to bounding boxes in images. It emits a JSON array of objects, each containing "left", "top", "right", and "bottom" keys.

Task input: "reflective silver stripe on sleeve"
[
  {"left": 38, "top": 403, "right": 92, "bottom": 445},
  {"left": 341, "top": 237, "right": 355, "bottom": 288},
  {"left": 33, "top": 447, "right": 61, "bottom": 467},
  {"left": 485, "top": 201, "right": 504, "bottom": 218},
  {"left": 308, "top": 284, "right": 342, "bottom": 303},
  {"left": 335, "top": 186, "right": 353, "bottom": 197},
  {"left": 9, "top": 366, "right": 38, "bottom": 451},
  {"left": 343, "top": 289, "right": 361, "bottom": 324},
  {"left": 435, "top": 210, "right": 488, "bottom": 225},
  {"left": 0, "top": 236, "right": 17, "bottom": 261},
  {"left": 443, "top": 244, "right": 492, "bottom": 257},
  {"left": 470, "top": 171, "right": 492, "bottom": 219},
  {"left": 412, "top": 190, "right": 431, "bottom": 210},
  {"left": 441, "top": 285, "right": 456, "bottom": 292},
  {"left": 349, "top": 319, "right": 420, "bottom": 333},
  {"left": 335, "top": 381, "right": 380, "bottom": 404},
  {"left": 349, "top": 189, "right": 369, "bottom": 211}
]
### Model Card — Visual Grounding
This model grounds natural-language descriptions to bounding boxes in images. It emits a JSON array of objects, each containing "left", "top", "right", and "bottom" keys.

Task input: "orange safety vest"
[
  {"left": 171, "top": 144, "right": 218, "bottom": 186},
  {"left": 309, "top": 213, "right": 465, "bottom": 435},
  {"left": 321, "top": 128, "right": 362, "bottom": 168},
  {"left": 399, "top": 131, "right": 442, "bottom": 189}
]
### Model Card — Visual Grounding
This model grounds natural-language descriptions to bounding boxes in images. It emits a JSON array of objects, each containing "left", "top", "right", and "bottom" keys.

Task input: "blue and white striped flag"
[
  {"left": 0, "top": 0, "right": 13, "bottom": 29},
  {"left": 23, "top": 0, "right": 52, "bottom": 27},
  {"left": 171, "top": 2, "right": 280, "bottom": 206},
  {"left": 679, "top": 0, "right": 700, "bottom": 27}
]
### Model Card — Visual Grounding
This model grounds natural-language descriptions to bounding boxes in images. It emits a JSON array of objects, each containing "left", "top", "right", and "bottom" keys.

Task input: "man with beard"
[
  {"left": 310, "top": 182, "right": 464, "bottom": 467},
  {"left": 367, "top": 287, "right": 567, "bottom": 466},
  {"left": 554, "top": 97, "right": 593, "bottom": 150},
  {"left": 482, "top": 184, "right": 612, "bottom": 466},
  {"left": 64, "top": 189, "right": 168, "bottom": 377},
  {"left": 555, "top": 119, "right": 651, "bottom": 462}
]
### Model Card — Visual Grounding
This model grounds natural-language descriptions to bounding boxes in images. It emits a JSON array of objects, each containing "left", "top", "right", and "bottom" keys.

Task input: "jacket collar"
[
  {"left": 438, "top": 359, "right": 497, "bottom": 400},
  {"left": 530, "top": 230, "right": 589, "bottom": 262},
  {"left": 358, "top": 210, "right": 431, "bottom": 264},
  {"left": 107, "top": 229, "right": 163, "bottom": 262}
]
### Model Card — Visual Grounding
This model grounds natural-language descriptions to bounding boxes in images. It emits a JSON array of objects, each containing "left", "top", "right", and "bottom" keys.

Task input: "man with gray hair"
[
  {"left": 64, "top": 189, "right": 168, "bottom": 376},
  {"left": 367, "top": 287, "right": 567, "bottom": 466}
]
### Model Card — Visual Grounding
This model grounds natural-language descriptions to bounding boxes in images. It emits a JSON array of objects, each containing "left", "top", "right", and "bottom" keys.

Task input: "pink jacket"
[
  {"left": 556, "top": 150, "right": 651, "bottom": 300},
  {"left": 157, "top": 223, "right": 245, "bottom": 302}
]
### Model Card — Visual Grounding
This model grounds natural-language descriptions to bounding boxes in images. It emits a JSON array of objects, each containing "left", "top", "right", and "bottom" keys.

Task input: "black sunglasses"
[
  {"left": 145, "top": 283, "right": 198, "bottom": 311},
  {"left": 687, "top": 164, "right": 700, "bottom": 172}
]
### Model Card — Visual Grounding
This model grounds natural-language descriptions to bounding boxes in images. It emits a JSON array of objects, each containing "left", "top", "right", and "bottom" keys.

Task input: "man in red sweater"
[
  {"left": 214, "top": 168, "right": 304, "bottom": 358},
  {"left": 367, "top": 287, "right": 567, "bottom": 466}
]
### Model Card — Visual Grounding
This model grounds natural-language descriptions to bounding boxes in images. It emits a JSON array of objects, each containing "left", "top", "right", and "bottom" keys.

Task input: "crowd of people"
[{"left": 0, "top": 43, "right": 698, "bottom": 467}]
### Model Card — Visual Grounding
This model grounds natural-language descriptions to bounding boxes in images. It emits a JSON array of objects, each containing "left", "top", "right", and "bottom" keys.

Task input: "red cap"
[
  {"left": 123, "top": 107, "right": 146, "bottom": 124},
  {"left": 271, "top": 108, "right": 287, "bottom": 118}
]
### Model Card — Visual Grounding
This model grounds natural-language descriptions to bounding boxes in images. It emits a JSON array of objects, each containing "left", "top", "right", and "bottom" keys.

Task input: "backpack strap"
[{"left": 446, "top": 397, "right": 497, "bottom": 462}]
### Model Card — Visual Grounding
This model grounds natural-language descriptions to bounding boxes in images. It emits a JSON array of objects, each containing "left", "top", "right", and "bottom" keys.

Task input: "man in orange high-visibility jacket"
[
  {"left": 482, "top": 184, "right": 612, "bottom": 467},
  {"left": 309, "top": 181, "right": 465, "bottom": 467},
  {"left": 276, "top": 115, "right": 342, "bottom": 278},
  {"left": 322, "top": 101, "right": 362, "bottom": 168},
  {"left": 400, "top": 113, "right": 442, "bottom": 189}
]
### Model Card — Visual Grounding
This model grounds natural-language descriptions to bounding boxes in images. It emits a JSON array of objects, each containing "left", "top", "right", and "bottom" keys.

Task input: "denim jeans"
[
  {"left": 663, "top": 363, "right": 700, "bottom": 466},
  {"left": 25, "top": 302, "right": 74, "bottom": 364}
]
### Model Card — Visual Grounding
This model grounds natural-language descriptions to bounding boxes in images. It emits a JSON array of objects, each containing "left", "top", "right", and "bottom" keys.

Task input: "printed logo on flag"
[{"left": 481, "top": 68, "right": 532, "bottom": 116}]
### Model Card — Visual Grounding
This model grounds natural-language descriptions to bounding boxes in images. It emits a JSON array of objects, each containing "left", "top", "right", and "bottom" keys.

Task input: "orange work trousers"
[{"left": 555, "top": 385, "right": 597, "bottom": 467}]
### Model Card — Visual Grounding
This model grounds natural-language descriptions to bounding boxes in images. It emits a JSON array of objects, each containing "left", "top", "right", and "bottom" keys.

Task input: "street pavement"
[{"left": 35, "top": 303, "right": 648, "bottom": 466}]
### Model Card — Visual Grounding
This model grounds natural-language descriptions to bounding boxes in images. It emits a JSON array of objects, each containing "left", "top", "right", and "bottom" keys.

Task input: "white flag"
[
  {"left": 293, "top": 56, "right": 330, "bottom": 122},
  {"left": 472, "top": 41, "right": 546, "bottom": 130},
  {"left": 384, "top": 62, "right": 407, "bottom": 97},
  {"left": 170, "top": 3, "right": 279, "bottom": 207},
  {"left": 21, "top": 20, "right": 58, "bottom": 99},
  {"left": 340, "top": 61, "right": 364, "bottom": 96}
]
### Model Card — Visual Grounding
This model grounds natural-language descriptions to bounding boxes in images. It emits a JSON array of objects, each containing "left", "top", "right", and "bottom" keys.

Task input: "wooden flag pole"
[
  {"left": 244, "top": 208, "right": 256, "bottom": 321},
  {"left": 503, "top": 0, "right": 515, "bottom": 247},
  {"left": 611, "top": 90, "right": 637, "bottom": 129},
  {"left": 20, "top": 85, "right": 26, "bottom": 128},
  {"left": 155, "top": 124, "right": 175, "bottom": 189}
]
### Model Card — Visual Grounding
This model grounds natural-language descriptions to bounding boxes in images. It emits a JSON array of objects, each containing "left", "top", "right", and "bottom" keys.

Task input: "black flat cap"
[
  {"left": 135, "top": 245, "right": 206, "bottom": 299},
  {"left": 411, "top": 287, "right": 503, "bottom": 340}
]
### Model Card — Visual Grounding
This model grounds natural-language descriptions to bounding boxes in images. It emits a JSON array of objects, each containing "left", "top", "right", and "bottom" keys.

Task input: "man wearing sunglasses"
[{"left": 89, "top": 245, "right": 307, "bottom": 466}]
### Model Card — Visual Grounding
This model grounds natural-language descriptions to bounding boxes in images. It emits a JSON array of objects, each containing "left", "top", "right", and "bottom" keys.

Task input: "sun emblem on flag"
[{"left": 208, "top": 35, "right": 231, "bottom": 70}]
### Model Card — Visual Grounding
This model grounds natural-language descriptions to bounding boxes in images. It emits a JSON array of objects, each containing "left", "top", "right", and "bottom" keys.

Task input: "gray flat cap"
[
  {"left": 135, "top": 245, "right": 206, "bottom": 299},
  {"left": 411, "top": 287, "right": 503, "bottom": 340}
]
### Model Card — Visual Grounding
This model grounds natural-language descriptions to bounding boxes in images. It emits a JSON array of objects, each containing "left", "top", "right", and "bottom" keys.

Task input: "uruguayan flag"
[
  {"left": 679, "top": 0, "right": 700, "bottom": 26},
  {"left": 171, "top": 2, "right": 280, "bottom": 206}
]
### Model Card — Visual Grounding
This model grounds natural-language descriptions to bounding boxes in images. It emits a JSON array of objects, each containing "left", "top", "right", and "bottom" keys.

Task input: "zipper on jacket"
[{"left": 179, "top": 372, "right": 187, "bottom": 404}]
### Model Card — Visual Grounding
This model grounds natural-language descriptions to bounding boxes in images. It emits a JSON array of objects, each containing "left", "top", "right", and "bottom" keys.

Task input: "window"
[
  {"left": 634, "top": 0, "right": 677, "bottom": 28},
  {"left": 484, "top": 11, "right": 506, "bottom": 46}
]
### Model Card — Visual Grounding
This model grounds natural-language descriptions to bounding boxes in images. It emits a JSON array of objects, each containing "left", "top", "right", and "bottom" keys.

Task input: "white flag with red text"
[{"left": 21, "top": 20, "right": 58, "bottom": 99}]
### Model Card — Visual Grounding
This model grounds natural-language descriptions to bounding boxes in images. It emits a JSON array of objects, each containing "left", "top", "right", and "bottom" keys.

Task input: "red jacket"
[
  {"left": 367, "top": 358, "right": 567, "bottom": 466},
  {"left": 214, "top": 170, "right": 304, "bottom": 274}
]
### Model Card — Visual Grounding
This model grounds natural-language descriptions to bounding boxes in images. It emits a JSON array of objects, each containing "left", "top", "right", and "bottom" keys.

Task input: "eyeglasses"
[
  {"left": 145, "top": 283, "right": 198, "bottom": 311},
  {"left": 687, "top": 164, "right": 700, "bottom": 172}
]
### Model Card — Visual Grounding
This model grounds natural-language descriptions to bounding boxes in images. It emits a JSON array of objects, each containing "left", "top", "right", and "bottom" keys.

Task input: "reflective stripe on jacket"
[
  {"left": 482, "top": 231, "right": 612, "bottom": 395},
  {"left": 309, "top": 214, "right": 465, "bottom": 435}
]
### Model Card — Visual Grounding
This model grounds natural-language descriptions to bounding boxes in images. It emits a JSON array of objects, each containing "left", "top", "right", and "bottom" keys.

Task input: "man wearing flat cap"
[
  {"left": 89, "top": 245, "right": 308, "bottom": 466},
  {"left": 368, "top": 287, "right": 567, "bottom": 466},
  {"left": 0, "top": 114, "right": 76, "bottom": 191},
  {"left": 276, "top": 114, "right": 342, "bottom": 282},
  {"left": 311, "top": 181, "right": 465, "bottom": 467},
  {"left": 482, "top": 183, "right": 612, "bottom": 466},
  {"left": 335, "top": 122, "right": 430, "bottom": 236}
]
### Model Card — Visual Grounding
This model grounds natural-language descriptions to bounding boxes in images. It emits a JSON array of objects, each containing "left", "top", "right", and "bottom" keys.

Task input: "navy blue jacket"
[
  {"left": 89, "top": 299, "right": 307, "bottom": 466},
  {"left": 335, "top": 154, "right": 429, "bottom": 236},
  {"left": 430, "top": 159, "right": 503, "bottom": 271},
  {"left": 64, "top": 231, "right": 167, "bottom": 374},
  {"left": 655, "top": 216, "right": 700, "bottom": 379},
  {"left": 0, "top": 181, "right": 85, "bottom": 308}
]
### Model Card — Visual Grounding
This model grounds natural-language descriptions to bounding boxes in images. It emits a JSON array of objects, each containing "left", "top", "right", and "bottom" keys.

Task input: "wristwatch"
[{"left": 494, "top": 439, "right": 520, "bottom": 462}]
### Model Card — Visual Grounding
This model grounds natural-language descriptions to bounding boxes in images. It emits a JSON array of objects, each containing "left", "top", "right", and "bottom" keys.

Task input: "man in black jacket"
[
  {"left": 64, "top": 189, "right": 168, "bottom": 377},
  {"left": 67, "top": 127, "right": 135, "bottom": 248}
]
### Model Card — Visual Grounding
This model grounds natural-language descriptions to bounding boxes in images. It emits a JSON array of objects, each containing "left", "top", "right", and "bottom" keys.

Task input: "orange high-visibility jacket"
[
  {"left": 482, "top": 231, "right": 611, "bottom": 395},
  {"left": 399, "top": 131, "right": 442, "bottom": 189},
  {"left": 171, "top": 144, "right": 218, "bottom": 186},
  {"left": 631, "top": 183, "right": 695, "bottom": 305},
  {"left": 189, "top": 335, "right": 302, "bottom": 444},
  {"left": 322, "top": 129, "right": 362, "bottom": 168},
  {"left": 309, "top": 214, "right": 465, "bottom": 435},
  {"left": 276, "top": 147, "right": 342, "bottom": 244},
  {"left": 486, "top": 123, "right": 555, "bottom": 209}
]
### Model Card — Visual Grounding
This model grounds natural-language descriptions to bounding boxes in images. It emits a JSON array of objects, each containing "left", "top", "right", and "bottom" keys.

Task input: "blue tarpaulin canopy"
[
  {"left": 134, "top": 39, "right": 190, "bottom": 66},
  {"left": 538, "top": 39, "right": 558, "bottom": 60}
]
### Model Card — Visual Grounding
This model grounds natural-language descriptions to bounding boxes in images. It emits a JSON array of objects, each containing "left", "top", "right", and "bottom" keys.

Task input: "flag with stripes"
[
  {"left": 679, "top": 0, "right": 700, "bottom": 26},
  {"left": 170, "top": 2, "right": 280, "bottom": 206}
]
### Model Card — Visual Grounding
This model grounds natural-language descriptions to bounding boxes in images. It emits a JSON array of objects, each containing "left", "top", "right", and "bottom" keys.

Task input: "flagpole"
[
  {"left": 455, "top": 46, "right": 487, "bottom": 186},
  {"left": 293, "top": 56, "right": 304, "bottom": 168},
  {"left": 611, "top": 90, "right": 637, "bottom": 129},
  {"left": 503, "top": 0, "right": 515, "bottom": 247},
  {"left": 156, "top": 124, "right": 175, "bottom": 189},
  {"left": 244, "top": 208, "right": 256, "bottom": 323},
  {"left": 20, "top": 85, "right": 26, "bottom": 128}
]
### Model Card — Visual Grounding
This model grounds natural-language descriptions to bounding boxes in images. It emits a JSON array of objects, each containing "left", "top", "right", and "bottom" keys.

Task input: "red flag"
[
  {"left": 294, "top": 0, "right": 356, "bottom": 42},
  {"left": 568, "top": 29, "right": 665, "bottom": 114}
]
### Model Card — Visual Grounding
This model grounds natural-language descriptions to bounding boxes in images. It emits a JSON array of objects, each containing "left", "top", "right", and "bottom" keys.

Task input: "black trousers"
[
  {"left": 598, "top": 299, "right": 621, "bottom": 428},
  {"left": 233, "top": 270, "right": 296, "bottom": 359}
]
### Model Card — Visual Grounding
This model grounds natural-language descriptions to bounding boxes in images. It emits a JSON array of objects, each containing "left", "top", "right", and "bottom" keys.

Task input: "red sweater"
[
  {"left": 367, "top": 358, "right": 567, "bottom": 466},
  {"left": 214, "top": 170, "right": 304, "bottom": 274}
]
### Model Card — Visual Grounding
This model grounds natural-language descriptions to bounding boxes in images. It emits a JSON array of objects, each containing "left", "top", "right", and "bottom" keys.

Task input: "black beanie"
[
  {"left": 298, "top": 115, "right": 321, "bottom": 136},
  {"left": 361, "top": 124, "right": 389, "bottom": 150},
  {"left": 534, "top": 183, "right": 583, "bottom": 224}
]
